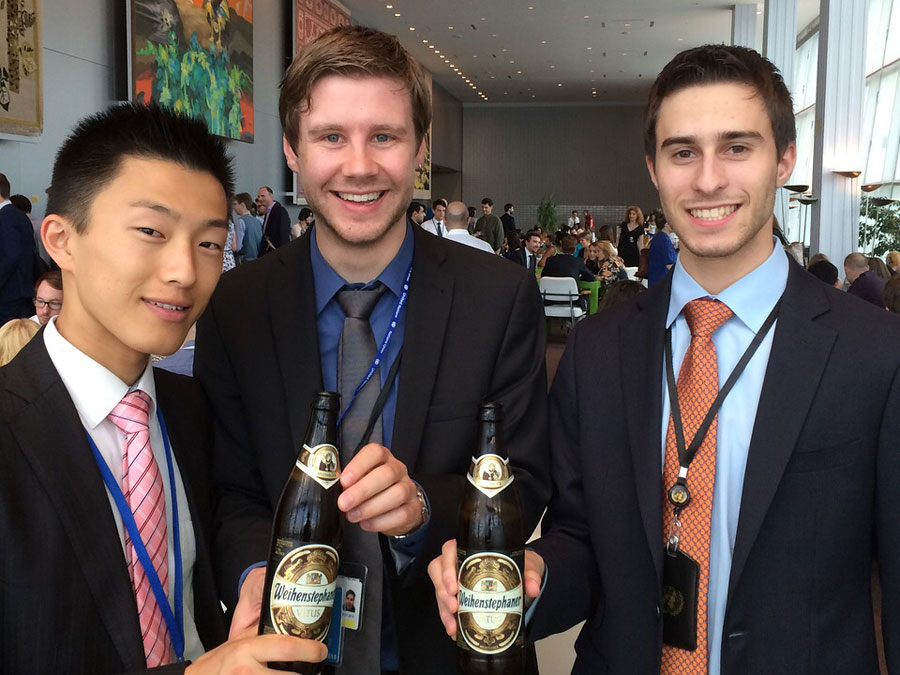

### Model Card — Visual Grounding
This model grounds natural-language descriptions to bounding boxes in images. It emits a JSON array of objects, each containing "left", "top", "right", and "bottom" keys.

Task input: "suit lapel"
[
  {"left": 622, "top": 279, "right": 671, "bottom": 580},
  {"left": 726, "top": 263, "right": 835, "bottom": 606},
  {"left": 5, "top": 338, "right": 145, "bottom": 670},
  {"left": 268, "top": 234, "right": 323, "bottom": 459},
  {"left": 392, "top": 228, "right": 454, "bottom": 469}
]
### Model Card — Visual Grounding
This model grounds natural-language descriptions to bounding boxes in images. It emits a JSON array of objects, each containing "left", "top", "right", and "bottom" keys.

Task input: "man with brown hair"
[
  {"left": 195, "top": 25, "right": 549, "bottom": 675},
  {"left": 431, "top": 44, "right": 900, "bottom": 675}
]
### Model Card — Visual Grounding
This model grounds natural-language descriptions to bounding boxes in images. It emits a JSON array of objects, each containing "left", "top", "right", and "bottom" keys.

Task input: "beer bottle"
[
  {"left": 259, "top": 392, "right": 342, "bottom": 674},
  {"left": 456, "top": 402, "right": 525, "bottom": 674}
]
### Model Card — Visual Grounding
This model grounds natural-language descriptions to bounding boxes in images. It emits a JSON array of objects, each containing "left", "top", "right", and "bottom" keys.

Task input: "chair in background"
[{"left": 539, "top": 276, "right": 585, "bottom": 332}]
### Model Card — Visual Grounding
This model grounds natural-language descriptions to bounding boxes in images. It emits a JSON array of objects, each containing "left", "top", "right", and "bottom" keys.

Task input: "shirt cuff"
[
  {"left": 238, "top": 561, "right": 267, "bottom": 598},
  {"left": 523, "top": 558, "right": 548, "bottom": 626},
  {"left": 387, "top": 482, "right": 431, "bottom": 573}
]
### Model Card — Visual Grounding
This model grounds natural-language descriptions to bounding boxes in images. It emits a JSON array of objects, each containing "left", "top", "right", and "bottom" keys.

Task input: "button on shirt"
[
  {"left": 42, "top": 317, "right": 204, "bottom": 662},
  {"left": 661, "top": 239, "right": 788, "bottom": 674}
]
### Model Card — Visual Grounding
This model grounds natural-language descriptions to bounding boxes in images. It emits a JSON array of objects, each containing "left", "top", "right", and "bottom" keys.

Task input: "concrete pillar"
[
  {"left": 809, "top": 0, "right": 867, "bottom": 261},
  {"left": 763, "top": 0, "right": 798, "bottom": 241},
  {"left": 732, "top": 4, "right": 760, "bottom": 51}
]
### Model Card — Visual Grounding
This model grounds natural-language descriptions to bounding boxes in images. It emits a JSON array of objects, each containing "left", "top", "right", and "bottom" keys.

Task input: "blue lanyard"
[
  {"left": 337, "top": 261, "right": 412, "bottom": 427},
  {"left": 85, "top": 407, "right": 185, "bottom": 663}
]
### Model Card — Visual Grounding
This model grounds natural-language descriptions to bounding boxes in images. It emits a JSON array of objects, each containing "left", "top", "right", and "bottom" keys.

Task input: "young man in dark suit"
[
  {"left": 0, "top": 103, "right": 325, "bottom": 674},
  {"left": 194, "top": 25, "right": 550, "bottom": 675},
  {"left": 541, "top": 234, "right": 595, "bottom": 282},
  {"left": 0, "top": 172, "right": 36, "bottom": 323},
  {"left": 432, "top": 45, "right": 900, "bottom": 675}
]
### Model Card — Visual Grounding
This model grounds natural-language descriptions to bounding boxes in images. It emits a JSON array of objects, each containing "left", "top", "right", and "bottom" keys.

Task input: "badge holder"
[
  {"left": 325, "top": 587, "right": 344, "bottom": 666},
  {"left": 337, "top": 561, "right": 368, "bottom": 631},
  {"left": 662, "top": 513, "right": 699, "bottom": 651}
]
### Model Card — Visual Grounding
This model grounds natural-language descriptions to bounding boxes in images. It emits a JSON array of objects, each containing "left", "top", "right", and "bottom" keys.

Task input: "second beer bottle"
[
  {"left": 456, "top": 402, "right": 526, "bottom": 674},
  {"left": 259, "top": 392, "right": 342, "bottom": 674}
]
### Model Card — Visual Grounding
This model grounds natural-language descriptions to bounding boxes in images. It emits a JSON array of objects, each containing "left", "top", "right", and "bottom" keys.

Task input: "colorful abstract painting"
[
  {"left": 130, "top": 0, "right": 253, "bottom": 142},
  {"left": 0, "top": 0, "right": 42, "bottom": 136}
]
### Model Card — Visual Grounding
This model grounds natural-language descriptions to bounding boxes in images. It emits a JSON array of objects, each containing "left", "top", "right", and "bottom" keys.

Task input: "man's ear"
[
  {"left": 41, "top": 215, "right": 76, "bottom": 272},
  {"left": 283, "top": 136, "right": 300, "bottom": 174},
  {"left": 775, "top": 142, "right": 798, "bottom": 188},
  {"left": 645, "top": 155, "right": 660, "bottom": 190}
]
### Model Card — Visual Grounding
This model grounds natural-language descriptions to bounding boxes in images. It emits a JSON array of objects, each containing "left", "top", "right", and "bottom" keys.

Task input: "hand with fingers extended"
[
  {"left": 185, "top": 632, "right": 327, "bottom": 674},
  {"left": 337, "top": 442, "right": 424, "bottom": 537},
  {"left": 427, "top": 539, "right": 546, "bottom": 639}
]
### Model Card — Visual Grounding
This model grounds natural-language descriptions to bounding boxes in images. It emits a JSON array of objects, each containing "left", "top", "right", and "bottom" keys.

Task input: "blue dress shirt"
[
  {"left": 661, "top": 239, "right": 788, "bottom": 674},
  {"left": 310, "top": 223, "right": 424, "bottom": 670}
]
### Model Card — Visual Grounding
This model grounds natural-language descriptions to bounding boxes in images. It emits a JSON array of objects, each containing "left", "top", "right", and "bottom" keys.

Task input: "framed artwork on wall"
[
  {"left": 0, "top": 0, "right": 42, "bottom": 136},
  {"left": 413, "top": 71, "right": 432, "bottom": 201},
  {"left": 129, "top": 0, "right": 254, "bottom": 142}
]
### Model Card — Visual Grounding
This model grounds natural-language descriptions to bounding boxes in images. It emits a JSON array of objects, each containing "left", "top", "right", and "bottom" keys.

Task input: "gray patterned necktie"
[{"left": 336, "top": 282, "right": 386, "bottom": 674}]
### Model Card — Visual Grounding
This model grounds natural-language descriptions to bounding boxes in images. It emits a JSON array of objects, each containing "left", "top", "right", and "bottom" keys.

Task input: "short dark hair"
[
  {"left": 233, "top": 192, "right": 254, "bottom": 211},
  {"left": 432, "top": 198, "right": 447, "bottom": 209},
  {"left": 468, "top": 206, "right": 476, "bottom": 218},
  {"left": 407, "top": 201, "right": 425, "bottom": 219},
  {"left": 299, "top": 207, "right": 313, "bottom": 220},
  {"left": 644, "top": 45, "right": 796, "bottom": 162},
  {"left": 34, "top": 269, "right": 62, "bottom": 295},
  {"left": 560, "top": 234, "right": 577, "bottom": 254},
  {"left": 525, "top": 229, "right": 540, "bottom": 241},
  {"left": 504, "top": 203, "right": 513, "bottom": 211},
  {"left": 46, "top": 103, "right": 234, "bottom": 233},
  {"left": 9, "top": 194, "right": 31, "bottom": 214},
  {"left": 0, "top": 173, "right": 10, "bottom": 199},
  {"left": 481, "top": 197, "right": 493, "bottom": 206},
  {"left": 598, "top": 279, "right": 646, "bottom": 311},
  {"left": 808, "top": 260, "right": 839, "bottom": 286}
]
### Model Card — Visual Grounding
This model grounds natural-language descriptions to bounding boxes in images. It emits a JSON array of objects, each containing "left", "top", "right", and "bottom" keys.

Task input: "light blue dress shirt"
[{"left": 661, "top": 239, "right": 788, "bottom": 674}]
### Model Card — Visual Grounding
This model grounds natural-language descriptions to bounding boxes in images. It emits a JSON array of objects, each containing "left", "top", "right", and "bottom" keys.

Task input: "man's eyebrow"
[
  {"left": 304, "top": 124, "right": 409, "bottom": 136},
  {"left": 660, "top": 130, "right": 765, "bottom": 150},
  {"left": 130, "top": 200, "right": 228, "bottom": 229}
]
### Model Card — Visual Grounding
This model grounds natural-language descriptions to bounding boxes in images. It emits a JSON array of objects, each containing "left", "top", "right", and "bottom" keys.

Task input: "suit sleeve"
[
  {"left": 194, "top": 298, "right": 273, "bottom": 610},
  {"left": 0, "top": 213, "right": 25, "bottom": 288},
  {"left": 527, "top": 323, "right": 602, "bottom": 640},
  {"left": 275, "top": 206, "right": 292, "bottom": 248},
  {"left": 403, "top": 270, "right": 551, "bottom": 585},
  {"left": 877, "top": 361, "right": 900, "bottom": 670}
]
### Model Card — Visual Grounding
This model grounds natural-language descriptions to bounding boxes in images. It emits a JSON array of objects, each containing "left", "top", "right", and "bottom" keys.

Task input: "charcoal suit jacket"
[
  {"left": 0, "top": 336, "right": 227, "bottom": 674},
  {"left": 194, "top": 225, "right": 551, "bottom": 674},
  {"left": 529, "top": 258, "right": 900, "bottom": 675}
]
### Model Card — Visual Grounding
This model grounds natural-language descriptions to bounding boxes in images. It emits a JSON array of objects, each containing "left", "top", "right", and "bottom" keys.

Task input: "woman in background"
[
  {"left": 0, "top": 318, "right": 39, "bottom": 367},
  {"left": 616, "top": 205, "right": 647, "bottom": 267}
]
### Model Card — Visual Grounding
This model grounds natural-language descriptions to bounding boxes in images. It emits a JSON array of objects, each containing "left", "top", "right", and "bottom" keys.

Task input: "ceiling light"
[
  {"left": 509, "top": 60, "right": 514, "bottom": 63},
  {"left": 422, "top": 39, "right": 428, "bottom": 43},
  {"left": 385, "top": 3, "right": 392, "bottom": 7},
  {"left": 587, "top": 47, "right": 592, "bottom": 50},
  {"left": 502, "top": 48, "right": 507, "bottom": 52},
  {"left": 394, "top": 12, "right": 400, "bottom": 17},
  {"left": 550, "top": 65, "right": 555, "bottom": 69},
  {"left": 541, "top": 40, "right": 547, "bottom": 44},
  {"left": 557, "top": 83, "right": 562, "bottom": 87},
  {"left": 527, "top": 6, "right": 534, "bottom": 9},
  {"left": 448, "top": 26, "right": 454, "bottom": 29},
  {"left": 409, "top": 26, "right": 415, "bottom": 31},
  {"left": 584, "top": 15, "right": 589, "bottom": 19},
  {"left": 480, "top": 17, "right": 486, "bottom": 21},
  {"left": 435, "top": 50, "right": 441, "bottom": 54},
  {"left": 516, "top": 70, "right": 522, "bottom": 74},
  {"left": 624, "top": 23, "right": 631, "bottom": 27}
]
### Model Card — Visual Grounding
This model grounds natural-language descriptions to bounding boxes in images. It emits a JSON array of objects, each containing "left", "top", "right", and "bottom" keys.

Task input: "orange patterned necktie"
[{"left": 661, "top": 298, "right": 733, "bottom": 674}]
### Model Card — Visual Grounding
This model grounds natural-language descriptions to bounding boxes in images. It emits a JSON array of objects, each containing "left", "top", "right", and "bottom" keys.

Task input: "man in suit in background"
[
  {"left": 431, "top": 44, "right": 900, "bottom": 675},
  {"left": 0, "top": 172, "right": 36, "bottom": 323},
  {"left": 421, "top": 198, "right": 447, "bottom": 237},
  {"left": 0, "top": 103, "right": 325, "bottom": 674},
  {"left": 500, "top": 203, "right": 520, "bottom": 256},
  {"left": 541, "top": 233, "right": 595, "bottom": 282},
  {"left": 195, "top": 25, "right": 550, "bottom": 675},
  {"left": 256, "top": 185, "right": 291, "bottom": 254},
  {"left": 511, "top": 230, "right": 542, "bottom": 273}
]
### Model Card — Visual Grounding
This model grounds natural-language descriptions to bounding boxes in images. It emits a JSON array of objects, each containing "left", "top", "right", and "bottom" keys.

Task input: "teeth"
[
  {"left": 149, "top": 300, "right": 186, "bottom": 311},
  {"left": 690, "top": 205, "right": 737, "bottom": 220},
  {"left": 337, "top": 191, "right": 382, "bottom": 203}
]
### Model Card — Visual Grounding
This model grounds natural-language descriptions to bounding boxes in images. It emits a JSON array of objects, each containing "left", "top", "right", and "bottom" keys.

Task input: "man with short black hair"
[
  {"left": 541, "top": 234, "right": 595, "bottom": 282},
  {"left": 407, "top": 200, "right": 426, "bottom": 227},
  {"left": 512, "top": 230, "right": 541, "bottom": 272},
  {"left": 421, "top": 198, "right": 447, "bottom": 237},
  {"left": 474, "top": 197, "right": 503, "bottom": 253},
  {"left": 0, "top": 173, "right": 36, "bottom": 323},
  {"left": 500, "top": 203, "right": 520, "bottom": 254},
  {"left": 256, "top": 186, "right": 291, "bottom": 254}
]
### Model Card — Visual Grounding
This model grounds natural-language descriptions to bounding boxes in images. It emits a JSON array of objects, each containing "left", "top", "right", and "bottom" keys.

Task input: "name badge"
[{"left": 661, "top": 548, "right": 699, "bottom": 651}]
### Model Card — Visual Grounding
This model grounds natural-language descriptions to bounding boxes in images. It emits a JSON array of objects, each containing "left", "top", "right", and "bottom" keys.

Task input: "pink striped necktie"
[{"left": 108, "top": 390, "right": 171, "bottom": 667}]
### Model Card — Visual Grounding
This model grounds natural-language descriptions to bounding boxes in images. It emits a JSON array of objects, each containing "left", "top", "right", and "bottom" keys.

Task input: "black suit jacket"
[
  {"left": 261, "top": 201, "right": 291, "bottom": 252},
  {"left": 529, "top": 258, "right": 900, "bottom": 674},
  {"left": 194, "top": 225, "right": 550, "bottom": 673},
  {"left": 0, "top": 202, "right": 35, "bottom": 321},
  {"left": 0, "top": 336, "right": 227, "bottom": 674},
  {"left": 541, "top": 253, "right": 595, "bottom": 282}
]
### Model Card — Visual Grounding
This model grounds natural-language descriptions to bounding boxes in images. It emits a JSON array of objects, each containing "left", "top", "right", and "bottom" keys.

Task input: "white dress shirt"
[
  {"left": 661, "top": 239, "right": 788, "bottom": 674},
  {"left": 421, "top": 218, "right": 445, "bottom": 237},
  {"left": 43, "top": 318, "right": 205, "bottom": 662},
  {"left": 445, "top": 227, "right": 496, "bottom": 253}
]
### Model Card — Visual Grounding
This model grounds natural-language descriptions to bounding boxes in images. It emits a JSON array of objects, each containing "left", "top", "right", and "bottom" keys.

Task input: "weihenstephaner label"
[
  {"left": 269, "top": 544, "right": 339, "bottom": 642},
  {"left": 457, "top": 552, "right": 523, "bottom": 655},
  {"left": 296, "top": 443, "right": 341, "bottom": 490}
]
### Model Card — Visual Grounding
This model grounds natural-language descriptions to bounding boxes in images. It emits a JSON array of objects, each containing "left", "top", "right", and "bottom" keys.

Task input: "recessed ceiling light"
[
  {"left": 480, "top": 17, "right": 486, "bottom": 21},
  {"left": 429, "top": 45, "right": 435, "bottom": 49},
  {"left": 509, "top": 60, "right": 515, "bottom": 63},
  {"left": 490, "top": 75, "right": 495, "bottom": 79},
  {"left": 435, "top": 50, "right": 441, "bottom": 54},
  {"left": 587, "top": 47, "right": 592, "bottom": 50},
  {"left": 550, "top": 65, "right": 555, "bottom": 69},
  {"left": 385, "top": 3, "right": 392, "bottom": 7},
  {"left": 584, "top": 15, "right": 589, "bottom": 19},
  {"left": 624, "top": 23, "right": 631, "bottom": 27},
  {"left": 516, "top": 70, "right": 522, "bottom": 74},
  {"left": 677, "top": 37, "right": 683, "bottom": 41},
  {"left": 448, "top": 26, "right": 454, "bottom": 29},
  {"left": 532, "top": 94, "right": 536, "bottom": 98},
  {"left": 557, "top": 83, "right": 562, "bottom": 87},
  {"left": 473, "top": 55, "right": 478, "bottom": 58},
  {"left": 527, "top": 6, "right": 534, "bottom": 9},
  {"left": 394, "top": 12, "right": 400, "bottom": 17},
  {"left": 409, "top": 26, "right": 415, "bottom": 30},
  {"left": 502, "top": 48, "right": 507, "bottom": 52},
  {"left": 540, "top": 40, "right": 547, "bottom": 44}
]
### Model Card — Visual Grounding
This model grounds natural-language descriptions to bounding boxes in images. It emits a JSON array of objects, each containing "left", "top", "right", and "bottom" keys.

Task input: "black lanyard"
[{"left": 664, "top": 297, "right": 782, "bottom": 515}]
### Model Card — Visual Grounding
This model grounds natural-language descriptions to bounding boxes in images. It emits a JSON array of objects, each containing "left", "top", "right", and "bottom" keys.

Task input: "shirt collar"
[
  {"left": 310, "top": 222, "right": 415, "bottom": 315},
  {"left": 666, "top": 236, "right": 789, "bottom": 331},
  {"left": 0, "top": 199, "right": 10, "bottom": 210},
  {"left": 42, "top": 317, "right": 158, "bottom": 430}
]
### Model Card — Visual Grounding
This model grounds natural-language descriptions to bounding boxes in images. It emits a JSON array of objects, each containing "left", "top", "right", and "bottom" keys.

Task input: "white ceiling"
[{"left": 340, "top": 0, "right": 820, "bottom": 105}]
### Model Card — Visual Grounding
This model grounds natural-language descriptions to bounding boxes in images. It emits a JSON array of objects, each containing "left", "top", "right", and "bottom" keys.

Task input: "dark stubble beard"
[{"left": 308, "top": 190, "right": 411, "bottom": 248}]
